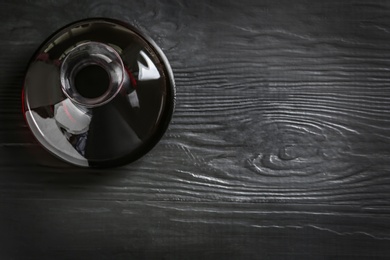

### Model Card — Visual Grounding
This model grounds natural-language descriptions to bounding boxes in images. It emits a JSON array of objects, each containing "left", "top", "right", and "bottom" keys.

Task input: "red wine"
[{"left": 74, "top": 65, "right": 110, "bottom": 99}]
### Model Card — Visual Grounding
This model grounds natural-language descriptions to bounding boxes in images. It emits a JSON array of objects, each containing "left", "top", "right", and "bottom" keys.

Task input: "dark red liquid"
[{"left": 74, "top": 65, "right": 110, "bottom": 99}]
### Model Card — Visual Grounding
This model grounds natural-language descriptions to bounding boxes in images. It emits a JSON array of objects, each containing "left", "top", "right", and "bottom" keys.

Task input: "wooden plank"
[
  {"left": 0, "top": 0, "right": 390, "bottom": 258},
  {"left": 1, "top": 200, "right": 390, "bottom": 259}
]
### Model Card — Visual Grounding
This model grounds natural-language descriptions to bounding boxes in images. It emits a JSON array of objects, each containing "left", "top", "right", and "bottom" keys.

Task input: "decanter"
[{"left": 23, "top": 18, "right": 175, "bottom": 167}]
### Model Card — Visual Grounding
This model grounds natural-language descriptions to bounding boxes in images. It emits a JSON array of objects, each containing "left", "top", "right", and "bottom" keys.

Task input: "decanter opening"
[
  {"left": 74, "top": 64, "right": 110, "bottom": 99},
  {"left": 60, "top": 41, "right": 125, "bottom": 108}
]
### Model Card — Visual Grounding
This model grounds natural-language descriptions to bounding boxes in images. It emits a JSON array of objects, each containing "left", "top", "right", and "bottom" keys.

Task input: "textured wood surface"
[{"left": 1, "top": 0, "right": 390, "bottom": 259}]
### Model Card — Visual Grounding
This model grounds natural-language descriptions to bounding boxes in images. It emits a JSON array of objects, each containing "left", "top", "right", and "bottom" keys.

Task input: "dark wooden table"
[{"left": 1, "top": 0, "right": 390, "bottom": 259}]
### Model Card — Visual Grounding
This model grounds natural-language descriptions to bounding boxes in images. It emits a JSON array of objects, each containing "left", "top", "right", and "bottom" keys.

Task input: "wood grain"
[
  {"left": 1, "top": 0, "right": 390, "bottom": 258},
  {"left": 1, "top": 200, "right": 390, "bottom": 259}
]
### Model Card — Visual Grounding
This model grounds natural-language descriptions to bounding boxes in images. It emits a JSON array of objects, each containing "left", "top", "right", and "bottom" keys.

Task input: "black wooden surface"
[{"left": 1, "top": 0, "right": 390, "bottom": 259}]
